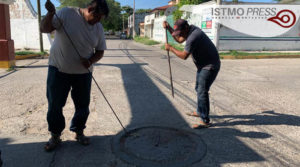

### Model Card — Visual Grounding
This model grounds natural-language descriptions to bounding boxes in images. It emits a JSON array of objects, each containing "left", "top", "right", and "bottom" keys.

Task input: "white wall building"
[
  {"left": 9, "top": 0, "right": 52, "bottom": 50},
  {"left": 144, "top": 13, "right": 155, "bottom": 38},
  {"left": 128, "top": 13, "right": 149, "bottom": 37}
]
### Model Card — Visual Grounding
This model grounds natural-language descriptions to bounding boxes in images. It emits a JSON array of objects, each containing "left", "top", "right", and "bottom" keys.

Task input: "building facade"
[
  {"left": 128, "top": 13, "right": 149, "bottom": 37},
  {"left": 9, "top": 0, "right": 52, "bottom": 50}
]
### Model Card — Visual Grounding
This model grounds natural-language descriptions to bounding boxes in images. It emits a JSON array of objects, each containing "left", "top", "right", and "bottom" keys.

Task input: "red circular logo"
[{"left": 267, "top": 9, "right": 296, "bottom": 28}]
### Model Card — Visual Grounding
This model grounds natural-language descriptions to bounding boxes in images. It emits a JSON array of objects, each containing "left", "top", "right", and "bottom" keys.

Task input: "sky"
[{"left": 30, "top": 0, "right": 275, "bottom": 15}]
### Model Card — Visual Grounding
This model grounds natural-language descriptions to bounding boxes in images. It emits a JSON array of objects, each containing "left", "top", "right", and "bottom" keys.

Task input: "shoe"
[
  {"left": 186, "top": 111, "right": 200, "bottom": 117},
  {"left": 44, "top": 133, "right": 62, "bottom": 152},
  {"left": 75, "top": 130, "right": 90, "bottom": 146},
  {"left": 192, "top": 121, "right": 212, "bottom": 129}
]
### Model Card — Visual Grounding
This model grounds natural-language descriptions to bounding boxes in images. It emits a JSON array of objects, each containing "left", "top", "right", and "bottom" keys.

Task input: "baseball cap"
[{"left": 172, "top": 19, "right": 189, "bottom": 36}]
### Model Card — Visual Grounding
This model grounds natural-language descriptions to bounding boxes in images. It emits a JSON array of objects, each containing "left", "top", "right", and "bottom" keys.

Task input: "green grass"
[
  {"left": 6, "top": 66, "right": 15, "bottom": 72},
  {"left": 134, "top": 36, "right": 160, "bottom": 45},
  {"left": 15, "top": 51, "right": 48, "bottom": 56},
  {"left": 161, "top": 43, "right": 184, "bottom": 51}
]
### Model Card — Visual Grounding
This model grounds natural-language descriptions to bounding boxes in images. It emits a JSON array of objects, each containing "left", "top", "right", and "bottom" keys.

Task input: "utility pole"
[
  {"left": 37, "top": 0, "right": 44, "bottom": 52},
  {"left": 213, "top": 0, "right": 221, "bottom": 50},
  {"left": 122, "top": 13, "right": 125, "bottom": 32},
  {"left": 132, "top": 0, "right": 136, "bottom": 37}
]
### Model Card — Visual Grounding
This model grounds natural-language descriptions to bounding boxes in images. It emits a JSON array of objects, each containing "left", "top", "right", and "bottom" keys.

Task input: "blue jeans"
[
  {"left": 195, "top": 68, "right": 219, "bottom": 123},
  {"left": 46, "top": 66, "right": 92, "bottom": 134}
]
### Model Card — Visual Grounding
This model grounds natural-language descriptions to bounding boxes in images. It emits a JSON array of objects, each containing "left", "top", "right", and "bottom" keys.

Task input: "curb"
[
  {"left": 15, "top": 54, "right": 49, "bottom": 60},
  {"left": 220, "top": 55, "right": 300, "bottom": 59},
  {"left": 134, "top": 41, "right": 300, "bottom": 60}
]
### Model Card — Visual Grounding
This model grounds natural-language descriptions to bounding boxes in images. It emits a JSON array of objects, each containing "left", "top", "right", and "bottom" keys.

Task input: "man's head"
[
  {"left": 172, "top": 19, "right": 189, "bottom": 43},
  {"left": 85, "top": 0, "right": 109, "bottom": 25}
]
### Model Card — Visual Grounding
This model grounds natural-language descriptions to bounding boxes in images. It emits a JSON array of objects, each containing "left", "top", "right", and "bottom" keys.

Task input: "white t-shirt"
[{"left": 49, "top": 7, "right": 107, "bottom": 74}]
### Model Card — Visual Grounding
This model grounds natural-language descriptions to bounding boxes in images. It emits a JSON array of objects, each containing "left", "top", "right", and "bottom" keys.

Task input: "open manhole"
[{"left": 112, "top": 126, "right": 207, "bottom": 167}]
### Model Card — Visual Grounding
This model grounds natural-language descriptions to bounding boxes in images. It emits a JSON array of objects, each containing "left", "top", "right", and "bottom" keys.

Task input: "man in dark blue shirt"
[{"left": 163, "top": 19, "right": 220, "bottom": 128}]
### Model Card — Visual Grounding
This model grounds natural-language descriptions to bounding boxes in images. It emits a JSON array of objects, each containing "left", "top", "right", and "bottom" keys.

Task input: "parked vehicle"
[{"left": 120, "top": 32, "right": 127, "bottom": 39}]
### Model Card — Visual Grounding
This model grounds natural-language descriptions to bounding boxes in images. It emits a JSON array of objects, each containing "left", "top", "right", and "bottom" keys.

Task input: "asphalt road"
[{"left": 0, "top": 39, "right": 299, "bottom": 167}]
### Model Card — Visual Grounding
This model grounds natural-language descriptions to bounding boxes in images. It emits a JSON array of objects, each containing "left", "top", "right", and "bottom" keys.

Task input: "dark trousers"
[
  {"left": 195, "top": 68, "right": 219, "bottom": 123},
  {"left": 47, "top": 66, "right": 92, "bottom": 134}
]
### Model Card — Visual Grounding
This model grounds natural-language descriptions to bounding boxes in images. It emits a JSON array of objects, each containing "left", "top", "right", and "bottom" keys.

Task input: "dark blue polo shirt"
[{"left": 184, "top": 25, "right": 220, "bottom": 70}]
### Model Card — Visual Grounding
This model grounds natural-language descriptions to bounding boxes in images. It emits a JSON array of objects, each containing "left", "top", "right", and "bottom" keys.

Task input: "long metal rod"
[
  {"left": 37, "top": 0, "right": 44, "bottom": 52},
  {"left": 165, "top": 28, "right": 174, "bottom": 98},
  {"left": 51, "top": 5, "right": 128, "bottom": 133}
]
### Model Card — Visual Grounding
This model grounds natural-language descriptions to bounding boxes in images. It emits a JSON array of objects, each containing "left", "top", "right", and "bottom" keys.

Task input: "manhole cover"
[{"left": 112, "top": 126, "right": 207, "bottom": 167}]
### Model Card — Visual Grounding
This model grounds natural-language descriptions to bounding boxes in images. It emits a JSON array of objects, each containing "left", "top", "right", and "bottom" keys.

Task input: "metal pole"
[
  {"left": 132, "top": 0, "right": 135, "bottom": 37},
  {"left": 122, "top": 13, "right": 124, "bottom": 32},
  {"left": 37, "top": 0, "right": 44, "bottom": 52},
  {"left": 165, "top": 28, "right": 174, "bottom": 98}
]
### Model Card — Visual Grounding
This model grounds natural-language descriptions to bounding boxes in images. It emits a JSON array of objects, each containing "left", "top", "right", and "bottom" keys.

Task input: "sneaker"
[
  {"left": 192, "top": 121, "right": 212, "bottom": 129},
  {"left": 44, "top": 133, "right": 62, "bottom": 152},
  {"left": 75, "top": 130, "right": 90, "bottom": 146}
]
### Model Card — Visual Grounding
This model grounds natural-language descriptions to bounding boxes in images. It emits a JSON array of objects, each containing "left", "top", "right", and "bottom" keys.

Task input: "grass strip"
[
  {"left": 161, "top": 43, "right": 184, "bottom": 51},
  {"left": 15, "top": 51, "right": 48, "bottom": 56},
  {"left": 134, "top": 36, "right": 160, "bottom": 45}
]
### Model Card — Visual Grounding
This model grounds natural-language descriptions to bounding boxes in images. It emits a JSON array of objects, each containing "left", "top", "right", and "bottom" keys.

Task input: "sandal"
[
  {"left": 75, "top": 132, "right": 90, "bottom": 146},
  {"left": 186, "top": 112, "right": 200, "bottom": 117},
  {"left": 44, "top": 134, "right": 61, "bottom": 152},
  {"left": 192, "top": 121, "right": 212, "bottom": 129}
]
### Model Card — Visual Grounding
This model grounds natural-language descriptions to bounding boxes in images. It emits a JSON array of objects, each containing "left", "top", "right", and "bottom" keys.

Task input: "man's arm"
[
  {"left": 40, "top": 0, "right": 56, "bottom": 33},
  {"left": 89, "top": 50, "right": 104, "bottom": 64},
  {"left": 81, "top": 50, "right": 104, "bottom": 69},
  {"left": 165, "top": 44, "right": 190, "bottom": 60}
]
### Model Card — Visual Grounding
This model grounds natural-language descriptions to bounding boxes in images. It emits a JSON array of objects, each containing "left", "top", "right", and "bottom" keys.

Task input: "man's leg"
[
  {"left": 195, "top": 68, "right": 219, "bottom": 124},
  {"left": 47, "top": 66, "right": 71, "bottom": 135},
  {"left": 69, "top": 72, "right": 92, "bottom": 133}
]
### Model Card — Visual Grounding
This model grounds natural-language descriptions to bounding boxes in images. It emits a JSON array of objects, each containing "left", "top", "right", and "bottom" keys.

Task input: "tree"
[
  {"left": 59, "top": 0, "right": 89, "bottom": 8},
  {"left": 58, "top": 0, "right": 122, "bottom": 31},
  {"left": 120, "top": 5, "right": 133, "bottom": 32},
  {"left": 101, "top": 0, "right": 122, "bottom": 31},
  {"left": 122, "top": 5, "right": 133, "bottom": 15},
  {"left": 173, "top": 0, "right": 210, "bottom": 20},
  {"left": 135, "top": 9, "right": 152, "bottom": 14}
]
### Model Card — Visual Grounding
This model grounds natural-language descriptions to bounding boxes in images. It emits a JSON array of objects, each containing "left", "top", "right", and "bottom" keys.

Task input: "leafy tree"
[
  {"left": 122, "top": 5, "right": 133, "bottom": 15},
  {"left": 135, "top": 9, "right": 152, "bottom": 14},
  {"left": 173, "top": 0, "right": 210, "bottom": 20},
  {"left": 59, "top": 0, "right": 89, "bottom": 8},
  {"left": 120, "top": 6, "right": 133, "bottom": 31},
  {"left": 101, "top": 0, "right": 122, "bottom": 31},
  {"left": 58, "top": 0, "right": 122, "bottom": 31}
]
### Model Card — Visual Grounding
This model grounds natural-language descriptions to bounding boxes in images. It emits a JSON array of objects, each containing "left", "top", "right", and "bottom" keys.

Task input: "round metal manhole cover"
[{"left": 112, "top": 126, "right": 207, "bottom": 167}]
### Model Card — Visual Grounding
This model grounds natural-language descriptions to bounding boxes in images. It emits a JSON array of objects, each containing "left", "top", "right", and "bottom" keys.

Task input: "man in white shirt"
[{"left": 40, "top": 0, "right": 109, "bottom": 151}]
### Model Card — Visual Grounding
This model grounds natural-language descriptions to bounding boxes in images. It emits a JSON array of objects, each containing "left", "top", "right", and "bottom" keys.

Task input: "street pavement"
[{"left": 0, "top": 39, "right": 300, "bottom": 167}]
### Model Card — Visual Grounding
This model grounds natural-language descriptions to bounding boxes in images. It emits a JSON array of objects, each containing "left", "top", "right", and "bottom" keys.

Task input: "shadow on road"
[
  {"left": 0, "top": 136, "right": 120, "bottom": 167},
  {"left": 212, "top": 110, "right": 300, "bottom": 127},
  {"left": 3, "top": 44, "right": 298, "bottom": 166}
]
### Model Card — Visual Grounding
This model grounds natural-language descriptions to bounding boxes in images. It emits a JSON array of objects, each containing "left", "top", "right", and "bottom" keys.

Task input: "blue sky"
[{"left": 30, "top": 0, "right": 275, "bottom": 15}]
